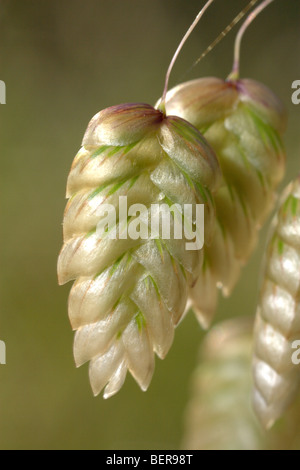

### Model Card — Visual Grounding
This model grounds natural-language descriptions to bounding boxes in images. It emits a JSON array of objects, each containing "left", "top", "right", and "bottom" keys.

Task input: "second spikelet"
[
  {"left": 183, "top": 318, "right": 300, "bottom": 450},
  {"left": 58, "top": 103, "right": 220, "bottom": 398},
  {"left": 182, "top": 318, "right": 262, "bottom": 450},
  {"left": 162, "top": 77, "right": 286, "bottom": 327},
  {"left": 252, "top": 176, "right": 300, "bottom": 429}
]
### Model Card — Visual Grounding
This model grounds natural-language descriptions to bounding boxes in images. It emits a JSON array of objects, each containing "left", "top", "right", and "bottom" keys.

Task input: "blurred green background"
[{"left": 0, "top": 0, "right": 299, "bottom": 450}]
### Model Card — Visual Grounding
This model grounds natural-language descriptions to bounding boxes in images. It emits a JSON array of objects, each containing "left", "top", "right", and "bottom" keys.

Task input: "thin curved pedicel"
[
  {"left": 159, "top": 0, "right": 286, "bottom": 328},
  {"left": 252, "top": 177, "right": 300, "bottom": 429}
]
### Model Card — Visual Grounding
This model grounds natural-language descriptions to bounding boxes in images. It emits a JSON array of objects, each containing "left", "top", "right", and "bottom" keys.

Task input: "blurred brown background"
[{"left": 0, "top": 0, "right": 299, "bottom": 450}]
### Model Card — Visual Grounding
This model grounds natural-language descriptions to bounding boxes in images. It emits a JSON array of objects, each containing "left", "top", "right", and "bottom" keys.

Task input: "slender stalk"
[
  {"left": 160, "top": 0, "right": 215, "bottom": 113},
  {"left": 191, "top": 0, "right": 258, "bottom": 71},
  {"left": 229, "top": 0, "right": 276, "bottom": 81}
]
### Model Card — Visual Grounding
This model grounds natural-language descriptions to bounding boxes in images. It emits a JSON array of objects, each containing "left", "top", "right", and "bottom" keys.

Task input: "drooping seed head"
[
  {"left": 58, "top": 101, "right": 220, "bottom": 398},
  {"left": 252, "top": 177, "right": 300, "bottom": 429},
  {"left": 158, "top": 76, "right": 286, "bottom": 328}
]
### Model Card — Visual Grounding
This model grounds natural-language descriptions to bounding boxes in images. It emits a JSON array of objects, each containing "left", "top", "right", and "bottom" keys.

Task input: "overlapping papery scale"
[
  {"left": 252, "top": 177, "right": 300, "bottom": 429},
  {"left": 58, "top": 103, "right": 220, "bottom": 397},
  {"left": 160, "top": 77, "right": 286, "bottom": 327}
]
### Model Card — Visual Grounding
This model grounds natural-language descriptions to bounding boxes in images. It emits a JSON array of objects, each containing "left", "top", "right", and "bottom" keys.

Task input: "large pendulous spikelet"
[
  {"left": 58, "top": 103, "right": 220, "bottom": 398},
  {"left": 159, "top": 0, "right": 287, "bottom": 328},
  {"left": 161, "top": 76, "right": 286, "bottom": 328},
  {"left": 252, "top": 177, "right": 300, "bottom": 429}
]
